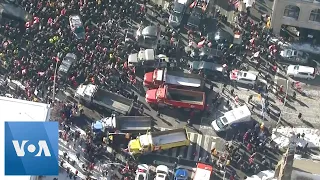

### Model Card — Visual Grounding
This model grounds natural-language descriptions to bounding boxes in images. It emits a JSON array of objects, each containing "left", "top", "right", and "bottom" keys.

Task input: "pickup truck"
[
  {"left": 99, "top": 114, "right": 152, "bottom": 133},
  {"left": 75, "top": 84, "right": 134, "bottom": 115},
  {"left": 128, "top": 128, "right": 190, "bottom": 155},
  {"left": 143, "top": 68, "right": 204, "bottom": 89},
  {"left": 145, "top": 85, "right": 206, "bottom": 111}
]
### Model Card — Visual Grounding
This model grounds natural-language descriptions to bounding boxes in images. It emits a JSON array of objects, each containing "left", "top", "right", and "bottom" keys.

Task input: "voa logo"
[{"left": 12, "top": 140, "right": 51, "bottom": 157}]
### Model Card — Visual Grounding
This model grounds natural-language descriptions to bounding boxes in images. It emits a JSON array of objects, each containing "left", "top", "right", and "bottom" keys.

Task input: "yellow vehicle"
[{"left": 128, "top": 128, "right": 190, "bottom": 155}]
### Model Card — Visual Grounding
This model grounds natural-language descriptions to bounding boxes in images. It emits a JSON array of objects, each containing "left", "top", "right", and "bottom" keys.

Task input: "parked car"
[
  {"left": 69, "top": 15, "right": 85, "bottom": 40},
  {"left": 1, "top": 3, "right": 32, "bottom": 22},
  {"left": 169, "top": 0, "right": 188, "bottom": 28},
  {"left": 189, "top": 60, "right": 225, "bottom": 79},
  {"left": 155, "top": 165, "right": 169, "bottom": 180},
  {"left": 280, "top": 48, "right": 309, "bottom": 64},
  {"left": 135, "top": 164, "right": 150, "bottom": 180},
  {"left": 58, "top": 53, "right": 77, "bottom": 79},
  {"left": 286, "top": 65, "right": 316, "bottom": 80},
  {"left": 185, "top": 7, "right": 203, "bottom": 31},
  {"left": 207, "top": 28, "right": 233, "bottom": 46}
]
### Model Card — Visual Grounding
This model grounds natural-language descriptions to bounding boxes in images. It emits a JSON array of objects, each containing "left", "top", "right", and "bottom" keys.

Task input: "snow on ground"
[
  {"left": 246, "top": 170, "right": 276, "bottom": 180},
  {"left": 272, "top": 127, "right": 320, "bottom": 149}
]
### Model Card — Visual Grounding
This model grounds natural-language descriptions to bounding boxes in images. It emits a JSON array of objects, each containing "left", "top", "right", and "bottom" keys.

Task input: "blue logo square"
[{"left": 5, "top": 122, "right": 59, "bottom": 175}]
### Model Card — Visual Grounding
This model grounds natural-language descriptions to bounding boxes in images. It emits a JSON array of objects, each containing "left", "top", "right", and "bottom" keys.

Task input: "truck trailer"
[
  {"left": 99, "top": 114, "right": 152, "bottom": 133},
  {"left": 128, "top": 128, "right": 190, "bottom": 155},
  {"left": 145, "top": 85, "right": 206, "bottom": 111},
  {"left": 143, "top": 68, "right": 204, "bottom": 89},
  {"left": 75, "top": 84, "right": 134, "bottom": 115}
]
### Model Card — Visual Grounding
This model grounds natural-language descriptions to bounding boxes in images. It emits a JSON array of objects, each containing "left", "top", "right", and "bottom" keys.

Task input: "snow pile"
[
  {"left": 272, "top": 127, "right": 320, "bottom": 149},
  {"left": 246, "top": 170, "right": 276, "bottom": 180}
]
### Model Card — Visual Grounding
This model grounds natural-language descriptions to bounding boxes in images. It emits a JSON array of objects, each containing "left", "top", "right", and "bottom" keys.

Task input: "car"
[
  {"left": 69, "top": 15, "right": 85, "bottom": 40},
  {"left": 1, "top": 3, "right": 32, "bottom": 22},
  {"left": 189, "top": 60, "right": 225, "bottom": 79},
  {"left": 169, "top": 0, "right": 188, "bottom": 28},
  {"left": 58, "top": 53, "right": 77, "bottom": 79},
  {"left": 191, "top": 47, "right": 223, "bottom": 60},
  {"left": 186, "top": 7, "right": 203, "bottom": 31},
  {"left": 280, "top": 48, "right": 309, "bottom": 64},
  {"left": 206, "top": 29, "right": 233, "bottom": 46},
  {"left": 230, "top": 70, "right": 257, "bottom": 88},
  {"left": 174, "top": 167, "right": 188, "bottom": 180},
  {"left": 135, "top": 164, "right": 150, "bottom": 180},
  {"left": 286, "top": 65, "right": 316, "bottom": 80},
  {"left": 155, "top": 165, "right": 169, "bottom": 180}
]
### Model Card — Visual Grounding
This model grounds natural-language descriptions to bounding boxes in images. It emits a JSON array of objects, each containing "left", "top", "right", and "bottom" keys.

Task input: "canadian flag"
[
  {"left": 189, "top": 0, "right": 197, "bottom": 8},
  {"left": 197, "top": 39, "right": 205, "bottom": 48},
  {"left": 55, "top": 57, "right": 60, "bottom": 62}
]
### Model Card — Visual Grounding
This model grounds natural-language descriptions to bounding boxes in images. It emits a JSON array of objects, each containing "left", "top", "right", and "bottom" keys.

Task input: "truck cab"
[{"left": 211, "top": 105, "right": 251, "bottom": 132}]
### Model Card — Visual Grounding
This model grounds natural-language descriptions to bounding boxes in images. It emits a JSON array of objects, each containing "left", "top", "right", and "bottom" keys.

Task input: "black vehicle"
[
  {"left": 185, "top": 7, "right": 203, "bottom": 31},
  {"left": 57, "top": 53, "right": 76, "bottom": 79},
  {"left": 1, "top": 3, "right": 32, "bottom": 22},
  {"left": 207, "top": 29, "right": 233, "bottom": 46},
  {"left": 169, "top": 0, "right": 188, "bottom": 28},
  {"left": 191, "top": 47, "right": 223, "bottom": 61},
  {"left": 102, "top": 115, "right": 152, "bottom": 133},
  {"left": 188, "top": 60, "right": 225, "bottom": 79}
]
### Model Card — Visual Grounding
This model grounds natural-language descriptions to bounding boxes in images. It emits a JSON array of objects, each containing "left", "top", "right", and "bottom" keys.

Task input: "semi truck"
[
  {"left": 128, "top": 128, "right": 190, "bottom": 155},
  {"left": 143, "top": 68, "right": 204, "bottom": 89},
  {"left": 145, "top": 85, "right": 206, "bottom": 111},
  {"left": 98, "top": 114, "right": 152, "bottom": 133},
  {"left": 75, "top": 84, "right": 134, "bottom": 115}
]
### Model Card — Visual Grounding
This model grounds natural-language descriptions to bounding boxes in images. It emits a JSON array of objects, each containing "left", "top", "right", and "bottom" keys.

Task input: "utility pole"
[{"left": 52, "top": 59, "right": 59, "bottom": 106}]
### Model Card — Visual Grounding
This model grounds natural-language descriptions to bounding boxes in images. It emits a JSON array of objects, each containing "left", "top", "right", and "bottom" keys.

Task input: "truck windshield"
[{"left": 216, "top": 117, "right": 227, "bottom": 129}]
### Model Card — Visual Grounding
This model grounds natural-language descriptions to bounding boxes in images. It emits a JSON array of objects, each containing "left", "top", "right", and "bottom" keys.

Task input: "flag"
[
  {"left": 189, "top": 0, "right": 197, "bottom": 8},
  {"left": 197, "top": 39, "right": 205, "bottom": 48}
]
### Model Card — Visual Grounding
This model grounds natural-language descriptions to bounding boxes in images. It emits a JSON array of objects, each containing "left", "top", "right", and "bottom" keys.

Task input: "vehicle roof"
[
  {"left": 288, "top": 65, "right": 315, "bottom": 73},
  {"left": 187, "top": 15, "right": 200, "bottom": 27},
  {"left": 191, "top": 61, "right": 224, "bottom": 72},
  {"left": 177, "top": 0, "right": 188, "bottom": 4},
  {"left": 223, "top": 105, "right": 251, "bottom": 124},
  {"left": 1, "top": 3, "right": 32, "bottom": 22},
  {"left": 193, "top": 163, "right": 212, "bottom": 180},
  {"left": 138, "top": 49, "right": 155, "bottom": 61},
  {"left": 142, "top": 26, "right": 158, "bottom": 37},
  {"left": 137, "top": 164, "right": 149, "bottom": 171},
  {"left": 238, "top": 71, "right": 257, "bottom": 80},
  {"left": 70, "top": 15, "right": 82, "bottom": 27},
  {"left": 199, "top": 47, "right": 223, "bottom": 57},
  {"left": 173, "top": 1, "right": 186, "bottom": 13},
  {"left": 175, "top": 168, "right": 188, "bottom": 177},
  {"left": 156, "top": 165, "right": 169, "bottom": 173},
  {"left": 59, "top": 53, "right": 76, "bottom": 74},
  {"left": 76, "top": 84, "right": 97, "bottom": 97}
]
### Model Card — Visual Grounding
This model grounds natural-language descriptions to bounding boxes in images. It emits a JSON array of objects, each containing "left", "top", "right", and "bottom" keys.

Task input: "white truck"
[
  {"left": 211, "top": 105, "right": 252, "bottom": 132},
  {"left": 128, "top": 49, "right": 175, "bottom": 69},
  {"left": 75, "top": 84, "right": 134, "bottom": 115}
]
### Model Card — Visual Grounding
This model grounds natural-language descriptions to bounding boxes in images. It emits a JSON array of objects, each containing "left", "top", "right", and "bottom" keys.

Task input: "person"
[
  {"left": 293, "top": 91, "right": 296, "bottom": 99},
  {"left": 298, "top": 113, "right": 302, "bottom": 119},
  {"left": 248, "top": 94, "right": 253, "bottom": 103}
]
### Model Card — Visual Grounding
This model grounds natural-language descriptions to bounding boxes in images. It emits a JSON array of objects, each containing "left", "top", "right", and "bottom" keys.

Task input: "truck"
[
  {"left": 127, "top": 49, "right": 176, "bottom": 69},
  {"left": 211, "top": 105, "right": 252, "bottom": 132},
  {"left": 128, "top": 128, "right": 190, "bottom": 155},
  {"left": 97, "top": 114, "right": 152, "bottom": 133},
  {"left": 75, "top": 84, "right": 134, "bottom": 115},
  {"left": 145, "top": 85, "right": 206, "bottom": 111},
  {"left": 143, "top": 68, "right": 204, "bottom": 89}
]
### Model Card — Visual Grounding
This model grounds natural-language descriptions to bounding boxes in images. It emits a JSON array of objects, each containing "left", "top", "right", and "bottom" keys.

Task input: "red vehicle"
[
  {"left": 193, "top": 163, "right": 213, "bottom": 180},
  {"left": 145, "top": 85, "right": 205, "bottom": 111},
  {"left": 143, "top": 68, "right": 204, "bottom": 89}
]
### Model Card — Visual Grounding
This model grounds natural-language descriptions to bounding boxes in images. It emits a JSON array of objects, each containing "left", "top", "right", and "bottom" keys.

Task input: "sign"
[{"left": 5, "top": 122, "right": 59, "bottom": 175}]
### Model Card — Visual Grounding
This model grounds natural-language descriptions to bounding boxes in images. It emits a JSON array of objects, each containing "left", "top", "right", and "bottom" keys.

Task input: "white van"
[
  {"left": 230, "top": 70, "right": 257, "bottom": 88},
  {"left": 211, "top": 105, "right": 251, "bottom": 132},
  {"left": 286, "top": 65, "right": 316, "bottom": 80}
]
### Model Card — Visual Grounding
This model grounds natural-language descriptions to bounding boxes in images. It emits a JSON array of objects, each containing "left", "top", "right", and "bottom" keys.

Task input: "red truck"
[
  {"left": 145, "top": 85, "right": 206, "bottom": 111},
  {"left": 143, "top": 68, "right": 204, "bottom": 89}
]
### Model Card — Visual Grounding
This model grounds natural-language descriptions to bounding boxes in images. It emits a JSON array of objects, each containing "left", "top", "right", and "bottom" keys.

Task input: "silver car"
[{"left": 280, "top": 48, "right": 309, "bottom": 64}]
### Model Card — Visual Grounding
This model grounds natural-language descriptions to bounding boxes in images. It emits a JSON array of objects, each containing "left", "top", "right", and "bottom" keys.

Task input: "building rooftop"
[{"left": 293, "top": 159, "right": 320, "bottom": 174}]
